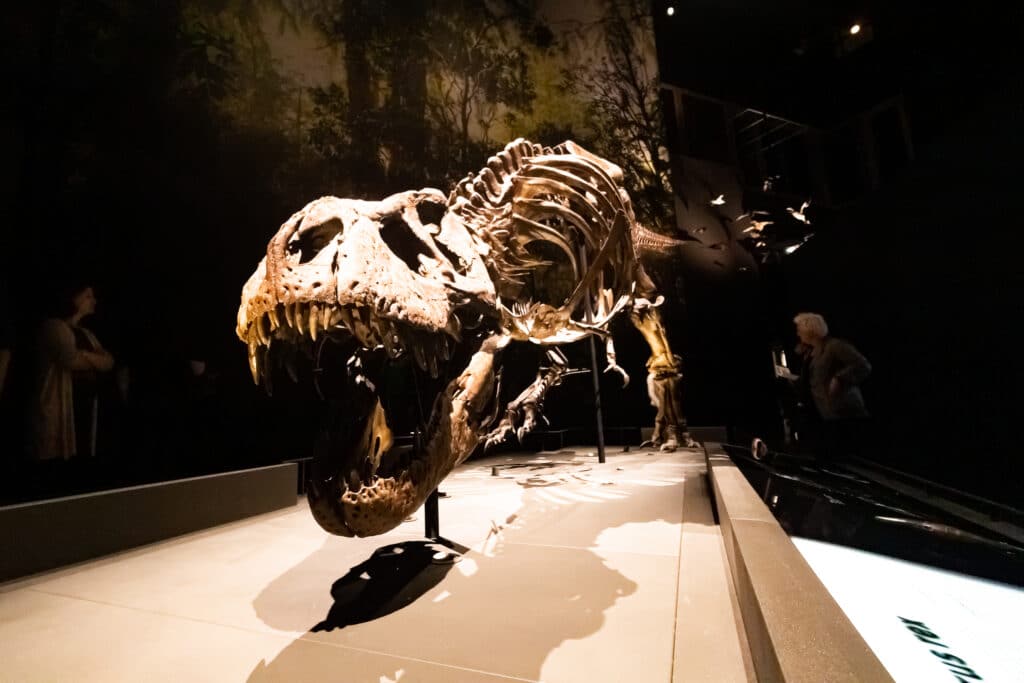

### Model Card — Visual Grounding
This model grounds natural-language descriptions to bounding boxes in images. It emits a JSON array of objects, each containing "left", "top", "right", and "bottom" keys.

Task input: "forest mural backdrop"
[
  {"left": 8, "top": 0, "right": 674, "bottom": 344},
  {"left": 4, "top": 0, "right": 685, "bottom": 470}
]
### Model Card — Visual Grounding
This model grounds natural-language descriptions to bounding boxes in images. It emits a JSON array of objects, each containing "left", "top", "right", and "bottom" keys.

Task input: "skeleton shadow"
[
  {"left": 249, "top": 536, "right": 464, "bottom": 635},
  {"left": 247, "top": 458, "right": 693, "bottom": 681},
  {"left": 310, "top": 539, "right": 467, "bottom": 632}
]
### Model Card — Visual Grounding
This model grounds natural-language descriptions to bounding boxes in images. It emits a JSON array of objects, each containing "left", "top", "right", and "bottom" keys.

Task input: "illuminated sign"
[{"left": 793, "top": 538, "right": 1023, "bottom": 681}]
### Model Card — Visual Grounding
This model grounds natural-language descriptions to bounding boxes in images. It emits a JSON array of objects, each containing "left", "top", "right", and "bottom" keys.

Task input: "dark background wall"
[
  {"left": 652, "top": 1, "right": 1023, "bottom": 504},
  {"left": 780, "top": 80, "right": 1022, "bottom": 503}
]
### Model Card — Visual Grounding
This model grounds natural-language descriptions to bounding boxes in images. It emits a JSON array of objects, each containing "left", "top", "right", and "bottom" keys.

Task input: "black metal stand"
[
  {"left": 407, "top": 372, "right": 467, "bottom": 562},
  {"left": 580, "top": 245, "right": 606, "bottom": 464},
  {"left": 424, "top": 488, "right": 440, "bottom": 540},
  {"left": 587, "top": 335, "right": 606, "bottom": 464},
  {"left": 413, "top": 425, "right": 441, "bottom": 541}
]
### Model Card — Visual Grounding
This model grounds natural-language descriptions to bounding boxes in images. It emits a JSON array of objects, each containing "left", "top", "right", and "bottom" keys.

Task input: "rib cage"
[
  {"left": 447, "top": 139, "right": 550, "bottom": 281},
  {"left": 447, "top": 138, "right": 642, "bottom": 340}
]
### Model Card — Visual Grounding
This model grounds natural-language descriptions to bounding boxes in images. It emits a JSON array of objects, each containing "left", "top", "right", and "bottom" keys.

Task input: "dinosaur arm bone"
[
  {"left": 604, "top": 337, "right": 629, "bottom": 387},
  {"left": 484, "top": 348, "right": 572, "bottom": 448}
]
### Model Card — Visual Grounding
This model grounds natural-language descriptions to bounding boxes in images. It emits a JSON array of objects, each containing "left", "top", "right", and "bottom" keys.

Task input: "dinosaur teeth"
[
  {"left": 358, "top": 306, "right": 373, "bottom": 330},
  {"left": 377, "top": 319, "right": 391, "bottom": 347},
  {"left": 382, "top": 328, "right": 401, "bottom": 358},
  {"left": 284, "top": 352, "right": 299, "bottom": 383},
  {"left": 247, "top": 335, "right": 259, "bottom": 383},
  {"left": 358, "top": 311, "right": 382, "bottom": 348},
  {"left": 412, "top": 345, "right": 428, "bottom": 372},
  {"left": 348, "top": 308, "right": 363, "bottom": 339},
  {"left": 257, "top": 297, "right": 455, "bottom": 375},
  {"left": 427, "top": 347, "right": 439, "bottom": 378},
  {"left": 366, "top": 311, "right": 382, "bottom": 347},
  {"left": 380, "top": 322, "right": 399, "bottom": 358},
  {"left": 351, "top": 308, "right": 373, "bottom": 346},
  {"left": 445, "top": 316, "right": 462, "bottom": 342},
  {"left": 256, "top": 316, "right": 270, "bottom": 345},
  {"left": 308, "top": 303, "right": 319, "bottom": 341},
  {"left": 337, "top": 306, "right": 355, "bottom": 332},
  {"left": 369, "top": 318, "right": 384, "bottom": 347}
]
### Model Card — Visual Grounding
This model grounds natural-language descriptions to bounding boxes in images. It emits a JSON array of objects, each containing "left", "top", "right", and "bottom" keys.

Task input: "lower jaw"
[{"left": 306, "top": 341, "right": 499, "bottom": 537}]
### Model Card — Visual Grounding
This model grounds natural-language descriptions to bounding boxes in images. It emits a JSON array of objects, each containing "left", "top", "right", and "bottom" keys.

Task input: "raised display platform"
[
  {"left": 0, "top": 444, "right": 908, "bottom": 681},
  {"left": 1, "top": 449, "right": 752, "bottom": 682},
  {"left": 0, "top": 463, "right": 297, "bottom": 582}
]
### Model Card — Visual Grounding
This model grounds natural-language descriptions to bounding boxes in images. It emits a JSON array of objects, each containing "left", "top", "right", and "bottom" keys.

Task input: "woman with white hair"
[{"left": 792, "top": 312, "right": 871, "bottom": 461}]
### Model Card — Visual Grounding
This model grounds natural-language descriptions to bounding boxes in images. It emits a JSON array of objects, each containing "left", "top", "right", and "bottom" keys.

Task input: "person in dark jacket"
[{"left": 792, "top": 312, "right": 872, "bottom": 462}]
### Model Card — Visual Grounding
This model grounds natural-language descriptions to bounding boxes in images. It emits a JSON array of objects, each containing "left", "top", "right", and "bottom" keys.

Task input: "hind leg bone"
[{"left": 630, "top": 305, "right": 696, "bottom": 451}]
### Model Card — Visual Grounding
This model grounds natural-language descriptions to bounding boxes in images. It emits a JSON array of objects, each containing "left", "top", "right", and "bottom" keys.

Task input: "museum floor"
[{"left": 0, "top": 448, "right": 754, "bottom": 682}]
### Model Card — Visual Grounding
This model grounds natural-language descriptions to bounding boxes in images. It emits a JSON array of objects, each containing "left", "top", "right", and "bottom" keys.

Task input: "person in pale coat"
[{"left": 29, "top": 283, "right": 114, "bottom": 460}]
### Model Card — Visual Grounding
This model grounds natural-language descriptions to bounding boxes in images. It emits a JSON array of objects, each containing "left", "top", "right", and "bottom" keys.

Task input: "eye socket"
[
  {"left": 415, "top": 200, "right": 470, "bottom": 274},
  {"left": 288, "top": 218, "right": 343, "bottom": 264},
  {"left": 380, "top": 215, "right": 433, "bottom": 272},
  {"left": 416, "top": 200, "right": 447, "bottom": 227}
]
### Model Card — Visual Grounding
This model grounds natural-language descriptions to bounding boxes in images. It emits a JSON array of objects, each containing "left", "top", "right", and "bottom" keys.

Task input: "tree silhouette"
[
  {"left": 289, "top": 0, "right": 552, "bottom": 191},
  {"left": 305, "top": 83, "right": 361, "bottom": 193},
  {"left": 424, "top": 0, "right": 552, "bottom": 185},
  {"left": 176, "top": 19, "right": 240, "bottom": 103},
  {"left": 562, "top": 0, "right": 674, "bottom": 229}
]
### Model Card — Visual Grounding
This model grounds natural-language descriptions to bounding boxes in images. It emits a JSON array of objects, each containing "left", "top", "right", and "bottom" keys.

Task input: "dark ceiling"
[{"left": 653, "top": 1, "right": 1022, "bottom": 129}]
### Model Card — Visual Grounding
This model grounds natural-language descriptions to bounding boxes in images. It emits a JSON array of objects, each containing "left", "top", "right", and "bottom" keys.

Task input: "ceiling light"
[
  {"left": 667, "top": 6, "right": 675, "bottom": 16},
  {"left": 849, "top": 23, "right": 861, "bottom": 35}
]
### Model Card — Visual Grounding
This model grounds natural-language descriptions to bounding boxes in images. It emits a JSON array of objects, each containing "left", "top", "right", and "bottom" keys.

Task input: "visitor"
[
  {"left": 791, "top": 312, "right": 871, "bottom": 463},
  {"left": 28, "top": 281, "right": 115, "bottom": 461}
]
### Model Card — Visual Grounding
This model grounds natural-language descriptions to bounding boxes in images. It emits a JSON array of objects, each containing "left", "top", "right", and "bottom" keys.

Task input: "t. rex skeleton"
[{"left": 237, "top": 139, "right": 695, "bottom": 537}]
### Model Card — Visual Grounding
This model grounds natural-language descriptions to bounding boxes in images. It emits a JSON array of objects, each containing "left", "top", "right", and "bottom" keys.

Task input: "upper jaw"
[
  {"left": 239, "top": 256, "right": 496, "bottom": 383},
  {"left": 240, "top": 290, "right": 481, "bottom": 384}
]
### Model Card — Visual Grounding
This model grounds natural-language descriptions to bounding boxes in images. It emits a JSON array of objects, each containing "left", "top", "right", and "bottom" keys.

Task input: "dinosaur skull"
[
  {"left": 239, "top": 189, "right": 495, "bottom": 363},
  {"left": 237, "top": 189, "right": 498, "bottom": 537}
]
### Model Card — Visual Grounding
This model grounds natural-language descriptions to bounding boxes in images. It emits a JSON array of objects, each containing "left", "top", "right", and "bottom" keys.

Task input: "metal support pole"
[
  {"left": 424, "top": 488, "right": 440, "bottom": 540},
  {"left": 417, "top": 425, "right": 440, "bottom": 540},
  {"left": 410, "top": 371, "right": 440, "bottom": 540},
  {"left": 580, "top": 245, "right": 606, "bottom": 464}
]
